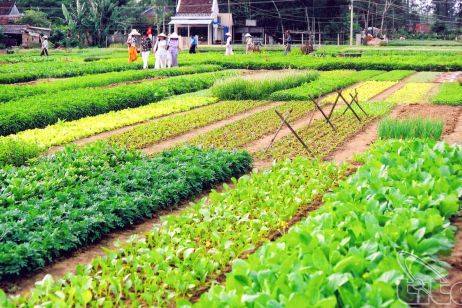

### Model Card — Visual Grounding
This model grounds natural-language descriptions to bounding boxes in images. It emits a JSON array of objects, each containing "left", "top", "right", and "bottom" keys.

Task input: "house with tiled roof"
[
  {"left": 169, "top": 0, "right": 233, "bottom": 45},
  {"left": 0, "top": 0, "right": 21, "bottom": 25},
  {"left": 0, "top": 1, "right": 51, "bottom": 48}
]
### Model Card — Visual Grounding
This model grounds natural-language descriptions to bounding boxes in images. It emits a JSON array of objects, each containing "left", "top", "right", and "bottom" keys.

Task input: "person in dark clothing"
[{"left": 189, "top": 35, "right": 197, "bottom": 54}]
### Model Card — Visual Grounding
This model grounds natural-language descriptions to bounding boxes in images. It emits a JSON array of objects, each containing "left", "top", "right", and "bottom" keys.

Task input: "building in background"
[
  {"left": 169, "top": 0, "right": 233, "bottom": 46},
  {"left": 414, "top": 23, "right": 431, "bottom": 33},
  {"left": 0, "top": 1, "right": 51, "bottom": 47},
  {"left": 0, "top": 0, "right": 20, "bottom": 25}
]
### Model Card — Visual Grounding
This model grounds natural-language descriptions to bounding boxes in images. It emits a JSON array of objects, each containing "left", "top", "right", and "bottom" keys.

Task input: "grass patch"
[
  {"left": 371, "top": 70, "right": 415, "bottom": 81},
  {"left": 406, "top": 71, "right": 441, "bottom": 82},
  {"left": 211, "top": 71, "right": 319, "bottom": 100},
  {"left": 378, "top": 117, "right": 443, "bottom": 140},
  {"left": 432, "top": 82, "right": 462, "bottom": 105}
]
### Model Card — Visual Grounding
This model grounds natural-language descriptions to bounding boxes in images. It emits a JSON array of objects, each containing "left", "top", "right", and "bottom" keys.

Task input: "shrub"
[{"left": 211, "top": 71, "right": 319, "bottom": 100}]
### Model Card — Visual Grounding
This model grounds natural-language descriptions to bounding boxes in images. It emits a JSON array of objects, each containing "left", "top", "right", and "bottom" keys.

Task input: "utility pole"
[
  {"left": 349, "top": 0, "right": 354, "bottom": 45},
  {"left": 350, "top": 0, "right": 354, "bottom": 45}
]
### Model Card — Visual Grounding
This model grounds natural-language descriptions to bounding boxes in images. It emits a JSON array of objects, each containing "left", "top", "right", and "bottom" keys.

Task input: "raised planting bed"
[{"left": 0, "top": 144, "right": 252, "bottom": 279}]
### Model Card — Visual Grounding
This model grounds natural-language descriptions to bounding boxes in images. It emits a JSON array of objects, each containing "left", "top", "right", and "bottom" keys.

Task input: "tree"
[{"left": 17, "top": 10, "right": 51, "bottom": 28}]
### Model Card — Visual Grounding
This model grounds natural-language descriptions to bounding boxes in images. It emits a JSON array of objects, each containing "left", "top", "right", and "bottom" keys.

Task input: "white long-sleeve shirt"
[{"left": 42, "top": 40, "right": 48, "bottom": 49}]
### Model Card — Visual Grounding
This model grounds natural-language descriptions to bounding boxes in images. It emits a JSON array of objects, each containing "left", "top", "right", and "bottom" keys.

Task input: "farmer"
[
  {"left": 244, "top": 33, "right": 254, "bottom": 54},
  {"left": 225, "top": 32, "right": 233, "bottom": 56},
  {"left": 284, "top": 30, "right": 292, "bottom": 56},
  {"left": 40, "top": 36, "right": 49, "bottom": 56},
  {"left": 154, "top": 33, "right": 168, "bottom": 69},
  {"left": 140, "top": 32, "right": 152, "bottom": 69},
  {"left": 189, "top": 35, "right": 197, "bottom": 54},
  {"left": 168, "top": 33, "right": 180, "bottom": 67},
  {"left": 127, "top": 29, "right": 140, "bottom": 63}
]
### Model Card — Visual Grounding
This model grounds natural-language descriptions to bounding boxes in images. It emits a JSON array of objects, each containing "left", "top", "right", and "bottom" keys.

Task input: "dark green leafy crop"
[{"left": 0, "top": 145, "right": 251, "bottom": 279}]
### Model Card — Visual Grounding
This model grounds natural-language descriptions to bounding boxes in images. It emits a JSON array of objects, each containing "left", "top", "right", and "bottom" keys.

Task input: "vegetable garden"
[{"left": 0, "top": 47, "right": 461, "bottom": 307}]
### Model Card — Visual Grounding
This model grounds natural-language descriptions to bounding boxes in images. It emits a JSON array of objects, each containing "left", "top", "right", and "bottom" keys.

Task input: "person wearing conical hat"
[
  {"left": 244, "top": 33, "right": 254, "bottom": 54},
  {"left": 225, "top": 32, "right": 233, "bottom": 56},
  {"left": 153, "top": 33, "right": 168, "bottom": 69},
  {"left": 168, "top": 32, "right": 180, "bottom": 67},
  {"left": 127, "top": 29, "right": 140, "bottom": 63},
  {"left": 40, "top": 35, "right": 49, "bottom": 57}
]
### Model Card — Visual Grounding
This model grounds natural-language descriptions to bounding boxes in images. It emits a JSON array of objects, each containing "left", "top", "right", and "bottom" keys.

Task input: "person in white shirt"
[
  {"left": 153, "top": 33, "right": 168, "bottom": 69},
  {"left": 245, "top": 33, "right": 254, "bottom": 54},
  {"left": 40, "top": 36, "right": 49, "bottom": 57},
  {"left": 225, "top": 32, "right": 233, "bottom": 56}
]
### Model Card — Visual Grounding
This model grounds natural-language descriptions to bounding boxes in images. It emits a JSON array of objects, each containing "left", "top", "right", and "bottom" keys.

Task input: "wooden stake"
[
  {"left": 275, "top": 110, "right": 312, "bottom": 154},
  {"left": 310, "top": 98, "right": 336, "bottom": 131},
  {"left": 265, "top": 109, "right": 293, "bottom": 153}
]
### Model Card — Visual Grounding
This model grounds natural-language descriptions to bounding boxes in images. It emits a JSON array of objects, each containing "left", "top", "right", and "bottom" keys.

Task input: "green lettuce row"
[
  {"left": 0, "top": 71, "right": 237, "bottom": 136},
  {"left": 211, "top": 71, "right": 319, "bottom": 100},
  {"left": 186, "top": 100, "right": 315, "bottom": 150},
  {"left": 0, "top": 58, "right": 143, "bottom": 84},
  {"left": 432, "top": 82, "right": 462, "bottom": 106},
  {"left": 270, "top": 70, "right": 383, "bottom": 101},
  {"left": 195, "top": 140, "right": 462, "bottom": 307},
  {"left": 7, "top": 158, "right": 346, "bottom": 306},
  {"left": 0, "top": 142, "right": 141, "bottom": 208},
  {"left": 0, "top": 146, "right": 252, "bottom": 279},
  {"left": 106, "top": 100, "right": 270, "bottom": 150},
  {"left": 260, "top": 101, "right": 394, "bottom": 160},
  {"left": 0, "top": 65, "right": 222, "bottom": 104}
]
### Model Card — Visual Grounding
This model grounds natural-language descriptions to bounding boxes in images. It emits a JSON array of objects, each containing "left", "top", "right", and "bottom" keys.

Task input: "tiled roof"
[
  {"left": 0, "top": 0, "right": 15, "bottom": 16},
  {"left": 178, "top": 0, "right": 213, "bottom": 14}
]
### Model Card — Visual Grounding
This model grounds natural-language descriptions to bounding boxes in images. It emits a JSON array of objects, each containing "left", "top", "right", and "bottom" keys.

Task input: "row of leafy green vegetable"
[
  {"left": 0, "top": 90, "right": 219, "bottom": 167},
  {"left": 194, "top": 139, "right": 462, "bottom": 307},
  {"left": 0, "top": 57, "right": 144, "bottom": 84},
  {"left": 0, "top": 70, "right": 238, "bottom": 136},
  {"left": 0, "top": 65, "right": 222, "bottom": 104},
  {"left": 3, "top": 50, "right": 461, "bottom": 84},
  {"left": 432, "top": 82, "right": 462, "bottom": 106},
  {"left": 0, "top": 143, "right": 252, "bottom": 279},
  {"left": 105, "top": 70, "right": 387, "bottom": 151},
  {"left": 5, "top": 158, "right": 346, "bottom": 306},
  {"left": 179, "top": 52, "right": 462, "bottom": 72}
]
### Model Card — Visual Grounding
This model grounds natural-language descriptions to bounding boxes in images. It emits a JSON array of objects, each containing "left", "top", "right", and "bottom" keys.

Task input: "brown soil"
[
  {"left": 142, "top": 101, "right": 284, "bottom": 155},
  {"left": 370, "top": 73, "right": 417, "bottom": 102},
  {"left": 2, "top": 181, "right": 233, "bottom": 296},
  {"left": 444, "top": 108, "right": 462, "bottom": 146},
  {"left": 390, "top": 104, "right": 462, "bottom": 136},
  {"left": 424, "top": 217, "right": 462, "bottom": 307},
  {"left": 435, "top": 71, "right": 462, "bottom": 83},
  {"left": 325, "top": 119, "right": 380, "bottom": 163}
]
